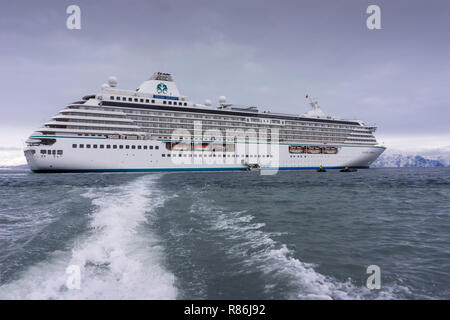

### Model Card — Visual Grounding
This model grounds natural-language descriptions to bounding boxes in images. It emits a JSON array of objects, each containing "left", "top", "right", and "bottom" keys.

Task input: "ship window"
[
  {"left": 106, "top": 145, "right": 111, "bottom": 149},
  {"left": 119, "top": 145, "right": 123, "bottom": 149},
  {"left": 100, "top": 145, "right": 104, "bottom": 149},
  {"left": 184, "top": 103, "right": 187, "bottom": 106},
  {"left": 152, "top": 100, "right": 155, "bottom": 103},
  {"left": 145, "top": 99, "right": 149, "bottom": 103},
  {"left": 140, "top": 99, "right": 144, "bottom": 103},
  {"left": 155, "top": 146, "right": 159, "bottom": 150},
  {"left": 57, "top": 150, "right": 63, "bottom": 155},
  {"left": 168, "top": 101, "right": 172, "bottom": 105},
  {"left": 137, "top": 146, "right": 142, "bottom": 149},
  {"left": 86, "top": 144, "right": 91, "bottom": 148},
  {"left": 126, "top": 145, "right": 130, "bottom": 149},
  {"left": 40, "top": 150, "right": 46, "bottom": 154},
  {"left": 128, "top": 98, "right": 132, "bottom": 102},
  {"left": 122, "top": 97, "right": 126, "bottom": 101},
  {"left": 72, "top": 144, "right": 77, "bottom": 148},
  {"left": 113, "top": 145, "right": 117, "bottom": 149},
  {"left": 134, "top": 98, "right": 138, "bottom": 102},
  {"left": 79, "top": 144, "right": 84, "bottom": 148},
  {"left": 162, "top": 154, "right": 165, "bottom": 157},
  {"left": 131, "top": 145, "right": 136, "bottom": 149},
  {"left": 149, "top": 146, "right": 153, "bottom": 150},
  {"left": 143, "top": 146, "right": 147, "bottom": 150},
  {"left": 110, "top": 96, "right": 114, "bottom": 100},
  {"left": 93, "top": 145, "right": 98, "bottom": 148}
]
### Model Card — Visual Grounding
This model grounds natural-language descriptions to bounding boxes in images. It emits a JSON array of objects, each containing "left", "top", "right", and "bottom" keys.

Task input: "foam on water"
[
  {"left": 199, "top": 202, "right": 410, "bottom": 299},
  {"left": 0, "top": 174, "right": 177, "bottom": 299}
]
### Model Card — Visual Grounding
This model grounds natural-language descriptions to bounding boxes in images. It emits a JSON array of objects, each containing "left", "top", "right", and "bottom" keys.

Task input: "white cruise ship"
[{"left": 24, "top": 72, "right": 385, "bottom": 173}]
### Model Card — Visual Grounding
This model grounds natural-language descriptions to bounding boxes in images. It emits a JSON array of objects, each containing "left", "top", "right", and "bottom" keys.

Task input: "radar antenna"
[{"left": 304, "top": 94, "right": 327, "bottom": 118}]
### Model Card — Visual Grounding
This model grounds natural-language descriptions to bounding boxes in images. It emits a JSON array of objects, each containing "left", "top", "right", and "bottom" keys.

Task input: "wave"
[
  {"left": 0, "top": 174, "right": 177, "bottom": 299},
  {"left": 193, "top": 197, "right": 410, "bottom": 300}
]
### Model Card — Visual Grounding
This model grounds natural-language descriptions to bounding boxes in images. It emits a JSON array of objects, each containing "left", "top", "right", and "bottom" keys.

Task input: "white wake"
[
  {"left": 0, "top": 174, "right": 177, "bottom": 299},
  {"left": 195, "top": 199, "right": 410, "bottom": 300}
]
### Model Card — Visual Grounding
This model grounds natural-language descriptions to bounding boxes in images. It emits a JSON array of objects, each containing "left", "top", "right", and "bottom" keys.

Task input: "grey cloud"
[{"left": 0, "top": 0, "right": 449, "bottom": 137}]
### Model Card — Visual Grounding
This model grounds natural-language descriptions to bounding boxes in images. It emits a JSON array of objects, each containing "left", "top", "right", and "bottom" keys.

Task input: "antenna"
[{"left": 306, "top": 94, "right": 320, "bottom": 109}]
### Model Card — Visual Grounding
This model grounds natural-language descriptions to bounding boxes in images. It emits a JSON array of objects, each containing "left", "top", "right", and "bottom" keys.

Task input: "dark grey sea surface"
[{"left": 0, "top": 168, "right": 449, "bottom": 299}]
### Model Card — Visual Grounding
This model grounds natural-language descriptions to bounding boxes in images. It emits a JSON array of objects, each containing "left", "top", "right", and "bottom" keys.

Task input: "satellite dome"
[
  {"left": 219, "top": 96, "right": 227, "bottom": 104},
  {"left": 204, "top": 99, "right": 212, "bottom": 106},
  {"left": 108, "top": 76, "right": 118, "bottom": 87},
  {"left": 101, "top": 83, "right": 109, "bottom": 89}
]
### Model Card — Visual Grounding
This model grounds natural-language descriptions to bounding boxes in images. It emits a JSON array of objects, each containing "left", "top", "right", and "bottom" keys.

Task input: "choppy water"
[{"left": 0, "top": 168, "right": 449, "bottom": 299}]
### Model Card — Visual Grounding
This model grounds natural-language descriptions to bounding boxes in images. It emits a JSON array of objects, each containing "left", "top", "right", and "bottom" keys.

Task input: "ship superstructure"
[{"left": 24, "top": 72, "right": 385, "bottom": 172}]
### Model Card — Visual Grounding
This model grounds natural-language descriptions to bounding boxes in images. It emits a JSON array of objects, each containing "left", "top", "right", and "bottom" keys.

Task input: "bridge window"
[{"left": 72, "top": 144, "right": 77, "bottom": 148}]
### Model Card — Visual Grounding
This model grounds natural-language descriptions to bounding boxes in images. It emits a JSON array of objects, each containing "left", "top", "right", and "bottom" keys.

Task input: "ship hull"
[{"left": 24, "top": 137, "right": 385, "bottom": 173}]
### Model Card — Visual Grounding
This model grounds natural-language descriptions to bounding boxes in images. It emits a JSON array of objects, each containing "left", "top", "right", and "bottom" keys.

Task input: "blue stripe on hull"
[{"left": 31, "top": 166, "right": 370, "bottom": 173}]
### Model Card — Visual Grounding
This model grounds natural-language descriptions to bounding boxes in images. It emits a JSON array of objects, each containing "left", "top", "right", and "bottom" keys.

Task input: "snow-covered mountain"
[
  {"left": 372, "top": 147, "right": 450, "bottom": 168},
  {"left": 0, "top": 164, "right": 29, "bottom": 170}
]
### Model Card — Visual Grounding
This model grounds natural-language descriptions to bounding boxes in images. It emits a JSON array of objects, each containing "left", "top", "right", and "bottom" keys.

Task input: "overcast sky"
[{"left": 1, "top": 0, "right": 449, "bottom": 164}]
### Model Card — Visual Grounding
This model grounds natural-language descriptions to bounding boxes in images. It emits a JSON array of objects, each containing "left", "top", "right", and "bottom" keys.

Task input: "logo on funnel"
[{"left": 157, "top": 83, "right": 168, "bottom": 94}]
